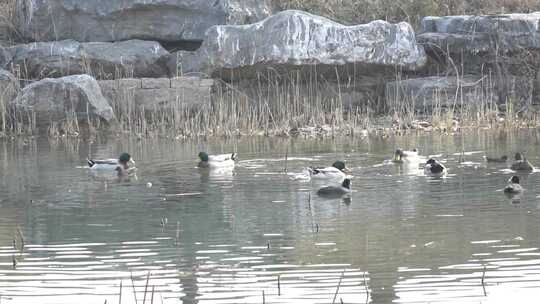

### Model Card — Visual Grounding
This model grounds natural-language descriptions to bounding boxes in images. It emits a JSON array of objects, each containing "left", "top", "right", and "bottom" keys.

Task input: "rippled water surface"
[{"left": 1, "top": 130, "right": 540, "bottom": 303}]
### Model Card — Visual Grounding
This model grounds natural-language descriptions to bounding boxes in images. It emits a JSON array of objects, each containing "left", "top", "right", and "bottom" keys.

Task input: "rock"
[
  {"left": 168, "top": 10, "right": 427, "bottom": 79},
  {"left": 0, "top": 69, "right": 20, "bottom": 105},
  {"left": 385, "top": 75, "right": 532, "bottom": 110},
  {"left": 12, "top": 75, "right": 114, "bottom": 129},
  {"left": 0, "top": 45, "right": 12, "bottom": 69},
  {"left": 8, "top": 40, "right": 169, "bottom": 79},
  {"left": 17, "top": 0, "right": 273, "bottom": 43},
  {"left": 98, "top": 76, "right": 214, "bottom": 112},
  {"left": 418, "top": 13, "right": 540, "bottom": 54}
]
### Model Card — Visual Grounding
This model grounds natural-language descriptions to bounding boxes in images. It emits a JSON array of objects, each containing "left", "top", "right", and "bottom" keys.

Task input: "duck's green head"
[
  {"left": 198, "top": 152, "right": 209, "bottom": 162},
  {"left": 332, "top": 161, "right": 349, "bottom": 172},
  {"left": 119, "top": 153, "right": 132, "bottom": 164}
]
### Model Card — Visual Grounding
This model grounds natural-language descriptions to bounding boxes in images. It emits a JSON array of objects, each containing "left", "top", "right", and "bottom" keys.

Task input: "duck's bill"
[
  {"left": 130, "top": 159, "right": 136, "bottom": 165},
  {"left": 343, "top": 167, "right": 352, "bottom": 174}
]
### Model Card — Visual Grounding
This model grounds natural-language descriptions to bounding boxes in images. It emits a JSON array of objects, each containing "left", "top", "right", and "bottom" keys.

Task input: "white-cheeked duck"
[
  {"left": 198, "top": 152, "right": 237, "bottom": 169},
  {"left": 424, "top": 158, "right": 447, "bottom": 178}
]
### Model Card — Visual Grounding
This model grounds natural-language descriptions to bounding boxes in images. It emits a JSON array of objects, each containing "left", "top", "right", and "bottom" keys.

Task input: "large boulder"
[
  {"left": 98, "top": 77, "right": 215, "bottom": 111},
  {"left": 0, "top": 46, "right": 11, "bottom": 69},
  {"left": 168, "top": 10, "right": 427, "bottom": 79},
  {"left": 386, "top": 75, "right": 532, "bottom": 111},
  {"left": 8, "top": 40, "right": 169, "bottom": 79},
  {"left": 0, "top": 69, "right": 20, "bottom": 105},
  {"left": 11, "top": 74, "right": 115, "bottom": 129},
  {"left": 16, "top": 0, "right": 273, "bottom": 43},
  {"left": 418, "top": 13, "right": 540, "bottom": 54}
]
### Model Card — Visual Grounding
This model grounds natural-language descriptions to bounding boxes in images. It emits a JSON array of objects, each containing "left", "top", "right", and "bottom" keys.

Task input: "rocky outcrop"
[
  {"left": 8, "top": 40, "right": 169, "bottom": 80},
  {"left": 386, "top": 75, "right": 532, "bottom": 110},
  {"left": 11, "top": 75, "right": 114, "bottom": 129},
  {"left": 0, "top": 69, "right": 20, "bottom": 105},
  {"left": 16, "top": 0, "right": 273, "bottom": 43},
  {"left": 98, "top": 77, "right": 215, "bottom": 111},
  {"left": 168, "top": 10, "right": 427, "bottom": 79},
  {"left": 418, "top": 13, "right": 540, "bottom": 55},
  {"left": 417, "top": 13, "right": 540, "bottom": 103},
  {"left": 0, "top": 46, "right": 10, "bottom": 69}
]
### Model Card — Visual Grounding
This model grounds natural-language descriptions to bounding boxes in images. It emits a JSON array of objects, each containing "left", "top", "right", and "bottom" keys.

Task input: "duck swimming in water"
[
  {"left": 317, "top": 178, "right": 352, "bottom": 196},
  {"left": 503, "top": 175, "right": 524, "bottom": 194},
  {"left": 423, "top": 158, "right": 447, "bottom": 178},
  {"left": 307, "top": 161, "right": 351, "bottom": 182},
  {"left": 510, "top": 153, "right": 534, "bottom": 172},
  {"left": 393, "top": 148, "right": 420, "bottom": 164},
  {"left": 87, "top": 152, "right": 135, "bottom": 175},
  {"left": 484, "top": 155, "right": 508, "bottom": 163},
  {"left": 198, "top": 152, "right": 237, "bottom": 169}
]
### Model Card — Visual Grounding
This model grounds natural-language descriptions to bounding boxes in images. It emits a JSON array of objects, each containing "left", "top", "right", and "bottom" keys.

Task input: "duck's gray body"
[
  {"left": 87, "top": 153, "right": 135, "bottom": 175},
  {"left": 485, "top": 155, "right": 508, "bottom": 163},
  {"left": 511, "top": 160, "right": 534, "bottom": 171},
  {"left": 198, "top": 152, "right": 237, "bottom": 169}
]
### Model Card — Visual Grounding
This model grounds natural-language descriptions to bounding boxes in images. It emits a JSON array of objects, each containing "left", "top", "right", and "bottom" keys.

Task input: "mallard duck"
[
  {"left": 87, "top": 152, "right": 135, "bottom": 174},
  {"left": 510, "top": 153, "right": 534, "bottom": 171},
  {"left": 393, "top": 148, "right": 420, "bottom": 163},
  {"left": 198, "top": 152, "right": 237, "bottom": 169},
  {"left": 317, "top": 178, "right": 352, "bottom": 196},
  {"left": 424, "top": 158, "right": 447, "bottom": 177},
  {"left": 503, "top": 175, "right": 524, "bottom": 194},
  {"left": 485, "top": 155, "right": 508, "bottom": 163},
  {"left": 307, "top": 161, "right": 351, "bottom": 181}
]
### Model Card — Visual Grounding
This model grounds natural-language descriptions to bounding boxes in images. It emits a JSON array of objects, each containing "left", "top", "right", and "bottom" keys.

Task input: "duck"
[
  {"left": 198, "top": 152, "right": 237, "bottom": 169},
  {"left": 317, "top": 178, "right": 352, "bottom": 196},
  {"left": 87, "top": 152, "right": 135, "bottom": 175},
  {"left": 485, "top": 155, "right": 508, "bottom": 163},
  {"left": 307, "top": 161, "right": 351, "bottom": 181},
  {"left": 423, "top": 158, "right": 447, "bottom": 177},
  {"left": 503, "top": 175, "right": 524, "bottom": 194},
  {"left": 510, "top": 153, "right": 534, "bottom": 172},
  {"left": 393, "top": 148, "right": 420, "bottom": 164}
]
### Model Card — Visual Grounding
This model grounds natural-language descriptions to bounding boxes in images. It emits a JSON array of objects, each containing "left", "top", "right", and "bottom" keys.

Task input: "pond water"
[{"left": 0, "top": 130, "right": 540, "bottom": 304}]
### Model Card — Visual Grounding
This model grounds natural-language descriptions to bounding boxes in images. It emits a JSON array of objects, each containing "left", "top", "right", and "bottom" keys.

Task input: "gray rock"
[
  {"left": 8, "top": 40, "right": 169, "bottom": 79},
  {"left": 386, "top": 75, "right": 532, "bottom": 110},
  {"left": 98, "top": 76, "right": 214, "bottom": 112},
  {"left": 418, "top": 13, "right": 540, "bottom": 54},
  {"left": 12, "top": 74, "right": 114, "bottom": 128},
  {"left": 168, "top": 10, "right": 427, "bottom": 78},
  {"left": 0, "top": 46, "right": 12, "bottom": 69},
  {"left": 17, "top": 0, "right": 273, "bottom": 43},
  {"left": 0, "top": 69, "right": 20, "bottom": 105}
]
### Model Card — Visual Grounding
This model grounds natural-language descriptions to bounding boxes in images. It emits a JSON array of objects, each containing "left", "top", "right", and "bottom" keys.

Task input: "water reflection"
[{"left": 0, "top": 130, "right": 539, "bottom": 303}]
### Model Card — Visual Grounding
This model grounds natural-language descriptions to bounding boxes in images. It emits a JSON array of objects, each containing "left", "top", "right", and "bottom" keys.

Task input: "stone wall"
[{"left": 98, "top": 77, "right": 215, "bottom": 111}]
